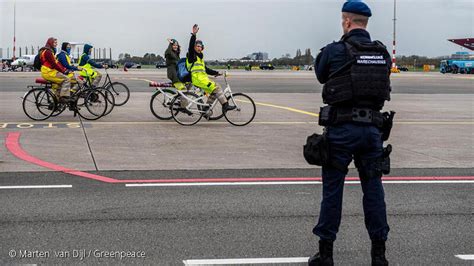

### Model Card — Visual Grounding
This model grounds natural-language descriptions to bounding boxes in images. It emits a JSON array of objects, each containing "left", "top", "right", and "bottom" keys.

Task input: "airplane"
[{"left": 11, "top": 54, "right": 35, "bottom": 67}]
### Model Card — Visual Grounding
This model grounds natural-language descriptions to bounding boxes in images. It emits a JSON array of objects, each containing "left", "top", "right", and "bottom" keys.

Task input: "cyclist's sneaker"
[
  {"left": 203, "top": 110, "right": 213, "bottom": 120},
  {"left": 222, "top": 102, "right": 236, "bottom": 112},
  {"left": 178, "top": 108, "right": 193, "bottom": 116}
]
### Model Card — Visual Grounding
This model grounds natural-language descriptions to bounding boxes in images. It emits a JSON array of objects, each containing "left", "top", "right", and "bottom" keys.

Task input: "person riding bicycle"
[
  {"left": 39, "top": 37, "right": 73, "bottom": 101},
  {"left": 57, "top": 42, "right": 83, "bottom": 91},
  {"left": 78, "top": 44, "right": 106, "bottom": 87},
  {"left": 165, "top": 38, "right": 187, "bottom": 90},
  {"left": 186, "top": 24, "right": 235, "bottom": 115},
  {"left": 57, "top": 42, "right": 82, "bottom": 73}
]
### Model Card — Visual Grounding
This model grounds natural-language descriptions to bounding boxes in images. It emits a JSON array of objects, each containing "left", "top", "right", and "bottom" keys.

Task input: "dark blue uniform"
[{"left": 312, "top": 29, "right": 390, "bottom": 242}]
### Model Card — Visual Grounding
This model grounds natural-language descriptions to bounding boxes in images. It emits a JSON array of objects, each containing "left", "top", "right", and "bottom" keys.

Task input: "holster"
[
  {"left": 303, "top": 133, "right": 348, "bottom": 172},
  {"left": 378, "top": 144, "right": 392, "bottom": 175},
  {"left": 303, "top": 133, "right": 328, "bottom": 166},
  {"left": 381, "top": 111, "right": 395, "bottom": 141}
]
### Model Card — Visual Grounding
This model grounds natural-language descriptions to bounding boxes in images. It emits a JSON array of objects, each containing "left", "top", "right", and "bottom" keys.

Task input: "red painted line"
[
  {"left": 5, "top": 132, "right": 474, "bottom": 184},
  {"left": 5, "top": 132, "right": 117, "bottom": 183}
]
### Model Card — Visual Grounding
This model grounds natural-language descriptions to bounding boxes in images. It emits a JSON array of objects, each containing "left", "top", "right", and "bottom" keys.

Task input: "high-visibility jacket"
[
  {"left": 78, "top": 53, "right": 98, "bottom": 80},
  {"left": 186, "top": 56, "right": 216, "bottom": 94}
]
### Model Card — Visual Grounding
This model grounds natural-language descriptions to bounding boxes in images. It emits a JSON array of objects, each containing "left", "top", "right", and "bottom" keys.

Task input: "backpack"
[
  {"left": 33, "top": 49, "right": 45, "bottom": 71},
  {"left": 176, "top": 58, "right": 193, "bottom": 82}
]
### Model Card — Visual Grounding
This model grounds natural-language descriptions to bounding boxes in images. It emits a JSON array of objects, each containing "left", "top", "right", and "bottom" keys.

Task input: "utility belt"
[
  {"left": 318, "top": 105, "right": 395, "bottom": 141},
  {"left": 303, "top": 106, "right": 396, "bottom": 177}
]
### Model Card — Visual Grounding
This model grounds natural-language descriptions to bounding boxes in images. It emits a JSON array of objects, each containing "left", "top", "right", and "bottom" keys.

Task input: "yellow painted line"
[
  {"left": 129, "top": 77, "right": 155, "bottom": 83},
  {"left": 236, "top": 99, "right": 319, "bottom": 117},
  {"left": 129, "top": 77, "right": 320, "bottom": 117}
]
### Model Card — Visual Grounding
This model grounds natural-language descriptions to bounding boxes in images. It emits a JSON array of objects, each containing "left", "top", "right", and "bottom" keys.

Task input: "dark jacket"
[
  {"left": 57, "top": 44, "right": 79, "bottom": 72},
  {"left": 165, "top": 43, "right": 180, "bottom": 83},
  {"left": 186, "top": 34, "right": 218, "bottom": 76},
  {"left": 79, "top": 44, "right": 103, "bottom": 69},
  {"left": 314, "top": 29, "right": 391, "bottom": 84}
]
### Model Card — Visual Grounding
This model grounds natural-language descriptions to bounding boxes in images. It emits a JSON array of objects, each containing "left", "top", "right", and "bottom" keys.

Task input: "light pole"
[
  {"left": 391, "top": 0, "right": 397, "bottom": 71},
  {"left": 13, "top": 0, "right": 16, "bottom": 61}
]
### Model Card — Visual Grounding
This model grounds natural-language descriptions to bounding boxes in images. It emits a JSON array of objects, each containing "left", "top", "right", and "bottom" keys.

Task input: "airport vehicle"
[
  {"left": 259, "top": 63, "right": 275, "bottom": 70},
  {"left": 124, "top": 62, "right": 141, "bottom": 69},
  {"left": 155, "top": 62, "right": 167, "bottom": 69},
  {"left": 398, "top": 66, "right": 409, "bottom": 72},
  {"left": 169, "top": 71, "right": 256, "bottom": 126},
  {"left": 440, "top": 59, "right": 474, "bottom": 74},
  {"left": 149, "top": 82, "right": 223, "bottom": 121},
  {"left": 22, "top": 74, "right": 108, "bottom": 121}
]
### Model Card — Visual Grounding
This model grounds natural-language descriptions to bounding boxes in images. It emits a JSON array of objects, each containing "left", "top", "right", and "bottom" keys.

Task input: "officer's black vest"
[{"left": 322, "top": 38, "right": 391, "bottom": 110}]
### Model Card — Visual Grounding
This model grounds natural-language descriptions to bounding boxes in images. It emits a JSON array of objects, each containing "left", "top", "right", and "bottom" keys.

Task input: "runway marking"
[
  {"left": 126, "top": 180, "right": 474, "bottom": 187},
  {"left": 1, "top": 120, "right": 472, "bottom": 127},
  {"left": 5, "top": 132, "right": 474, "bottom": 184},
  {"left": 130, "top": 77, "right": 320, "bottom": 117},
  {"left": 0, "top": 185, "right": 72, "bottom": 189},
  {"left": 183, "top": 257, "right": 309, "bottom": 265},
  {"left": 455, "top": 255, "right": 474, "bottom": 260}
]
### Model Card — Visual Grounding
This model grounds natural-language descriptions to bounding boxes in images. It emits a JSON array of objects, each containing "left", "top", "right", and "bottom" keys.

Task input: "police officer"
[{"left": 309, "top": 1, "right": 392, "bottom": 265}]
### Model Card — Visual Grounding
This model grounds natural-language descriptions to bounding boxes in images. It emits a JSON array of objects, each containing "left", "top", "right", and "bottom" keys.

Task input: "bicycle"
[
  {"left": 95, "top": 68, "right": 130, "bottom": 106},
  {"left": 22, "top": 74, "right": 108, "bottom": 121},
  {"left": 169, "top": 71, "right": 256, "bottom": 126},
  {"left": 78, "top": 70, "right": 116, "bottom": 116},
  {"left": 149, "top": 81, "right": 223, "bottom": 121}
]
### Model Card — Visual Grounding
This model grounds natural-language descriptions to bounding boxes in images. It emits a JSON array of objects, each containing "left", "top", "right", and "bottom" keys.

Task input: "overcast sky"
[{"left": 1, "top": 0, "right": 473, "bottom": 59}]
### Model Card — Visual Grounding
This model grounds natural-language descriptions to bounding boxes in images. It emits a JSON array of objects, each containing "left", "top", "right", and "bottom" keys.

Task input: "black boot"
[
  {"left": 222, "top": 102, "right": 236, "bottom": 113},
  {"left": 308, "top": 240, "right": 334, "bottom": 266},
  {"left": 371, "top": 240, "right": 388, "bottom": 266}
]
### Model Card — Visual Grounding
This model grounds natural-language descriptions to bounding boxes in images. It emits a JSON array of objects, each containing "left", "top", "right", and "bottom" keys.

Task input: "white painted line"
[
  {"left": 0, "top": 185, "right": 73, "bottom": 189},
  {"left": 383, "top": 180, "right": 474, "bottom": 184},
  {"left": 126, "top": 180, "right": 474, "bottom": 187},
  {"left": 126, "top": 181, "right": 323, "bottom": 187},
  {"left": 183, "top": 257, "right": 309, "bottom": 265},
  {"left": 455, "top": 254, "right": 474, "bottom": 260}
]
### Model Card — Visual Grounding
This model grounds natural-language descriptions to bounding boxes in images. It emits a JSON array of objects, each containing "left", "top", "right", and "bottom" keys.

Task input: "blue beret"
[{"left": 342, "top": 1, "right": 372, "bottom": 17}]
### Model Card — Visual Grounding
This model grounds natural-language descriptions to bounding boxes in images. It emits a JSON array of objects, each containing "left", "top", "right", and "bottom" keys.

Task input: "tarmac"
[{"left": 0, "top": 69, "right": 473, "bottom": 264}]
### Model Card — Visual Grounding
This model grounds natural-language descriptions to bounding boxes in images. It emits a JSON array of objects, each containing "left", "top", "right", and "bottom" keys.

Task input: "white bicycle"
[
  {"left": 169, "top": 71, "right": 256, "bottom": 126},
  {"left": 149, "top": 82, "right": 225, "bottom": 121}
]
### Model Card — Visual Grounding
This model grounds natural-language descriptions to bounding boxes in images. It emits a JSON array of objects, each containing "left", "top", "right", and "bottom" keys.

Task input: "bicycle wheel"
[
  {"left": 150, "top": 89, "right": 176, "bottom": 120},
  {"left": 224, "top": 93, "right": 256, "bottom": 126},
  {"left": 76, "top": 89, "right": 107, "bottom": 120},
  {"left": 100, "top": 88, "right": 115, "bottom": 116},
  {"left": 170, "top": 91, "right": 203, "bottom": 126},
  {"left": 209, "top": 101, "right": 224, "bottom": 121},
  {"left": 22, "top": 88, "right": 56, "bottom": 121},
  {"left": 106, "top": 82, "right": 130, "bottom": 106}
]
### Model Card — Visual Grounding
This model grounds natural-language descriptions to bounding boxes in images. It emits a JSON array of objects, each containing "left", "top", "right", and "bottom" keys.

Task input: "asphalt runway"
[
  {"left": 1, "top": 69, "right": 474, "bottom": 94},
  {"left": 0, "top": 70, "right": 473, "bottom": 265}
]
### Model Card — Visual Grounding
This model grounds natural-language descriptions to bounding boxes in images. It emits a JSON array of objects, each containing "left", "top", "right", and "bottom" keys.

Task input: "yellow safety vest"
[
  {"left": 186, "top": 56, "right": 205, "bottom": 74},
  {"left": 78, "top": 53, "right": 92, "bottom": 71}
]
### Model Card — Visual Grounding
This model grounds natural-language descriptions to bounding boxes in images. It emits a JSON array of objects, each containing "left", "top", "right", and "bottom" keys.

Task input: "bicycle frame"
[{"left": 176, "top": 71, "right": 239, "bottom": 114}]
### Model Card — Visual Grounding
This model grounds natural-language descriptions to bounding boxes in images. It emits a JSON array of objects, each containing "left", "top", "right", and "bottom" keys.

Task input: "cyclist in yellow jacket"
[
  {"left": 78, "top": 44, "right": 106, "bottom": 87},
  {"left": 186, "top": 24, "right": 235, "bottom": 114}
]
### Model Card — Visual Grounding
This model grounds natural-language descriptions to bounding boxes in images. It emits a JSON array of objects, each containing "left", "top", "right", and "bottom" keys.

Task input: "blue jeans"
[{"left": 313, "top": 123, "right": 390, "bottom": 241}]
